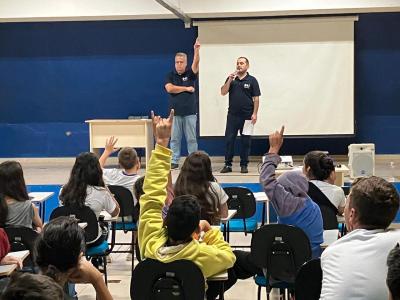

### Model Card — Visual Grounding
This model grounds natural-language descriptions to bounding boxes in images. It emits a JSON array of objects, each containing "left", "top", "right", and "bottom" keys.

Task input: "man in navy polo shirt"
[
  {"left": 165, "top": 39, "right": 200, "bottom": 169},
  {"left": 220, "top": 57, "right": 260, "bottom": 174}
]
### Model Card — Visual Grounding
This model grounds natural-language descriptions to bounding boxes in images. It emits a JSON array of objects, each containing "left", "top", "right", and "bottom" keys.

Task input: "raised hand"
[
  {"left": 104, "top": 136, "right": 119, "bottom": 154},
  {"left": 199, "top": 220, "right": 211, "bottom": 232},
  {"left": 151, "top": 110, "right": 161, "bottom": 138},
  {"left": 194, "top": 38, "right": 200, "bottom": 50},
  {"left": 151, "top": 110, "right": 174, "bottom": 147},
  {"left": 268, "top": 126, "right": 285, "bottom": 154}
]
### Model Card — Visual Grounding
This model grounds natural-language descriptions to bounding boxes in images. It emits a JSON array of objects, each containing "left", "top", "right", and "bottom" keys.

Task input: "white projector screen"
[{"left": 196, "top": 17, "right": 356, "bottom": 136}]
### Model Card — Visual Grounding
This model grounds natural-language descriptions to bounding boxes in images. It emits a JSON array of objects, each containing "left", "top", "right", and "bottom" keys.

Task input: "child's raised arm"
[{"left": 138, "top": 110, "right": 174, "bottom": 257}]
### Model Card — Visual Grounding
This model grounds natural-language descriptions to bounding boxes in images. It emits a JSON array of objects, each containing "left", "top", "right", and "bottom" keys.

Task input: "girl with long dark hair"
[
  {"left": 0, "top": 161, "right": 42, "bottom": 231},
  {"left": 59, "top": 152, "right": 120, "bottom": 244},
  {"left": 174, "top": 151, "right": 228, "bottom": 225}
]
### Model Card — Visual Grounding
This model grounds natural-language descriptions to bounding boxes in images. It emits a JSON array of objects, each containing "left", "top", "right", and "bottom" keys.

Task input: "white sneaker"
[
  {"left": 126, "top": 253, "right": 132, "bottom": 261},
  {"left": 106, "top": 255, "right": 112, "bottom": 263}
]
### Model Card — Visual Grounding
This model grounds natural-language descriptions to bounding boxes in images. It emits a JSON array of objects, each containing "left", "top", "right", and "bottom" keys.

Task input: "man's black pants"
[{"left": 224, "top": 114, "right": 251, "bottom": 167}]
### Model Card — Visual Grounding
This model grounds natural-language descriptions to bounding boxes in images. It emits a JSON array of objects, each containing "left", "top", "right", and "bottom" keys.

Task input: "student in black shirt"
[
  {"left": 220, "top": 57, "right": 261, "bottom": 174},
  {"left": 165, "top": 39, "right": 200, "bottom": 169}
]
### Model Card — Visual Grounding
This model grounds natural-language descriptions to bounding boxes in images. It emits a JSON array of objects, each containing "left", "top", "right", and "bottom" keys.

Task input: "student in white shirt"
[
  {"left": 320, "top": 176, "right": 400, "bottom": 300},
  {"left": 386, "top": 243, "right": 400, "bottom": 300},
  {"left": 99, "top": 136, "right": 141, "bottom": 205},
  {"left": 99, "top": 137, "right": 143, "bottom": 262},
  {"left": 303, "top": 151, "right": 346, "bottom": 215}
]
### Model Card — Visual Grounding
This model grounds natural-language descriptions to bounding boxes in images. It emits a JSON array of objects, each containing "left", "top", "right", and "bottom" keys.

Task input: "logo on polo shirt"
[
  {"left": 244, "top": 83, "right": 250, "bottom": 89},
  {"left": 182, "top": 77, "right": 188, "bottom": 82}
]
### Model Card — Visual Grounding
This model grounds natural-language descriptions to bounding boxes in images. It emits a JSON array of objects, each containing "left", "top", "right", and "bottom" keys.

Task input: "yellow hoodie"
[{"left": 138, "top": 144, "right": 236, "bottom": 278}]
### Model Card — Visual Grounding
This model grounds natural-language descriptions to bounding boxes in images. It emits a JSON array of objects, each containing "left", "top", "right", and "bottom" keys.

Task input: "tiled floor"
[{"left": 8, "top": 155, "right": 399, "bottom": 299}]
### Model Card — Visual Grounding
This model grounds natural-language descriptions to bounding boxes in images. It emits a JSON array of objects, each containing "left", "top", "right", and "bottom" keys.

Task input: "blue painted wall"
[{"left": 1, "top": 13, "right": 400, "bottom": 157}]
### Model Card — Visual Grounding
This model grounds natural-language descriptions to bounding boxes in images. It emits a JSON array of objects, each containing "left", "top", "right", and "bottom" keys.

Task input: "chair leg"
[
  {"left": 103, "top": 256, "right": 108, "bottom": 286},
  {"left": 223, "top": 223, "right": 227, "bottom": 241},
  {"left": 227, "top": 222, "right": 230, "bottom": 243},
  {"left": 257, "top": 286, "right": 261, "bottom": 300},
  {"left": 219, "top": 282, "right": 225, "bottom": 300},
  {"left": 131, "top": 231, "right": 135, "bottom": 270}
]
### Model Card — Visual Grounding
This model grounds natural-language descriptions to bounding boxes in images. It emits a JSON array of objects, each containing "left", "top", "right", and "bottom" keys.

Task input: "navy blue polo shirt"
[
  {"left": 165, "top": 68, "right": 197, "bottom": 116},
  {"left": 228, "top": 73, "right": 261, "bottom": 119}
]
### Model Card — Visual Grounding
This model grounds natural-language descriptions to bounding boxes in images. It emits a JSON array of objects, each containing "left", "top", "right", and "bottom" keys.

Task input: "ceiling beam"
[{"left": 154, "top": 0, "right": 191, "bottom": 28}]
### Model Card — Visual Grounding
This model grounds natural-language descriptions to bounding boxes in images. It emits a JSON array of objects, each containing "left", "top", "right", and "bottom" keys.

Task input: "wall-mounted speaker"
[{"left": 348, "top": 143, "right": 375, "bottom": 178}]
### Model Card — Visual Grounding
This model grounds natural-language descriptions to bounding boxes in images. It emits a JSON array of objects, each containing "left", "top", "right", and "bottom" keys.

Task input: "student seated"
[
  {"left": 59, "top": 152, "right": 120, "bottom": 246},
  {"left": 99, "top": 136, "right": 141, "bottom": 205},
  {"left": 303, "top": 150, "right": 346, "bottom": 215},
  {"left": 0, "top": 226, "right": 23, "bottom": 293},
  {"left": 0, "top": 199, "right": 23, "bottom": 293},
  {"left": 320, "top": 176, "right": 400, "bottom": 300},
  {"left": 387, "top": 243, "right": 400, "bottom": 300},
  {"left": 1, "top": 195, "right": 15, "bottom": 265},
  {"left": 138, "top": 110, "right": 235, "bottom": 280},
  {"left": 206, "top": 127, "right": 324, "bottom": 299},
  {"left": 174, "top": 151, "right": 229, "bottom": 225},
  {"left": 0, "top": 227, "right": 22, "bottom": 268},
  {"left": 35, "top": 217, "right": 113, "bottom": 300},
  {"left": 261, "top": 127, "right": 323, "bottom": 257},
  {"left": 0, "top": 161, "right": 43, "bottom": 232},
  {"left": 1, "top": 272, "right": 64, "bottom": 300}
]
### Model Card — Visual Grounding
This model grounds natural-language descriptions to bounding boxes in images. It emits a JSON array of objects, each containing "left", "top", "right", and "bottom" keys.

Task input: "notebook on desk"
[{"left": 6, "top": 250, "right": 29, "bottom": 260}]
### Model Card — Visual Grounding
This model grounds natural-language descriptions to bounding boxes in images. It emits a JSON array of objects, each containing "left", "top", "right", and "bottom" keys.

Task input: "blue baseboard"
[{"left": 28, "top": 181, "right": 400, "bottom": 224}]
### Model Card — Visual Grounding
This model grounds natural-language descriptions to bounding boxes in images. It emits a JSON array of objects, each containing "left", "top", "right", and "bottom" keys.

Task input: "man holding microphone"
[{"left": 220, "top": 57, "right": 261, "bottom": 174}]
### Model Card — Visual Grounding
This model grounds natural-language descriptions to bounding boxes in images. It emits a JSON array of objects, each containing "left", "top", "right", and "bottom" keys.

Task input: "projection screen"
[{"left": 196, "top": 17, "right": 356, "bottom": 136}]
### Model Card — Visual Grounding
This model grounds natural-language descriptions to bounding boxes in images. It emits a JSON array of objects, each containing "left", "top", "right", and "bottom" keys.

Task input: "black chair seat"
[
  {"left": 131, "top": 259, "right": 205, "bottom": 300},
  {"left": 107, "top": 185, "right": 138, "bottom": 264},
  {"left": 3, "top": 226, "right": 39, "bottom": 271},
  {"left": 50, "top": 205, "right": 99, "bottom": 243},
  {"left": 251, "top": 224, "right": 312, "bottom": 299},
  {"left": 223, "top": 186, "right": 257, "bottom": 243},
  {"left": 295, "top": 258, "right": 322, "bottom": 300}
]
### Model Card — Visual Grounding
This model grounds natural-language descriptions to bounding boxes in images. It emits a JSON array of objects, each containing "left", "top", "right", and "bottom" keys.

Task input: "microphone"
[{"left": 232, "top": 70, "right": 238, "bottom": 80}]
